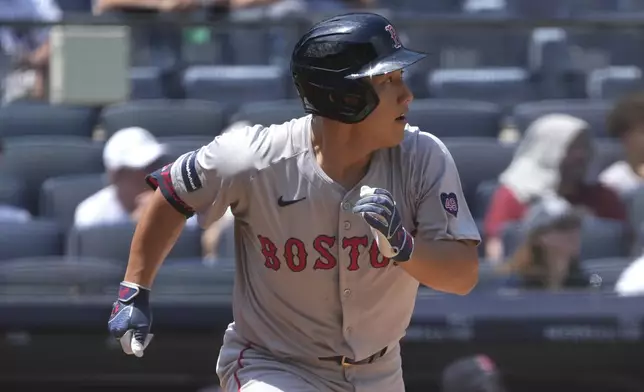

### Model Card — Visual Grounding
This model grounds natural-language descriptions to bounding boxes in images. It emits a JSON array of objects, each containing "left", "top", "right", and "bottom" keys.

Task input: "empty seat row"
[
  {"left": 0, "top": 136, "right": 211, "bottom": 214},
  {"left": 0, "top": 256, "right": 235, "bottom": 297},
  {"left": 0, "top": 220, "right": 204, "bottom": 262},
  {"left": 0, "top": 96, "right": 632, "bottom": 141},
  {"left": 0, "top": 136, "right": 624, "bottom": 224},
  {"left": 129, "top": 64, "right": 641, "bottom": 103}
]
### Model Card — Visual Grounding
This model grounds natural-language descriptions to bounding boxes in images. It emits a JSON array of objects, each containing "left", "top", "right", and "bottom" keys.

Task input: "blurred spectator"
[
  {"left": 615, "top": 252, "right": 644, "bottom": 296},
  {"left": 484, "top": 114, "right": 626, "bottom": 261},
  {"left": 441, "top": 354, "right": 507, "bottom": 392},
  {"left": 74, "top": 127, "right": 166, "bottom": 228},
  {"left": 600, "top": 92, "right": 644, "bottom": 198},
  {"left": 0, "top": 0, "right": 61, "bottom": 103},
  {"left": 498, "top": 196, "right": 590, "bottom": 291},
  {"left": 0, "top": 138, "right": 31, "bottom": 222}
]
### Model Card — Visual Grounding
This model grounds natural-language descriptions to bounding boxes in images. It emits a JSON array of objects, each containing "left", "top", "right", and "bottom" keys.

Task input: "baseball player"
[{"left": 108, "top": 12, "right": 480, "bottom": 392}]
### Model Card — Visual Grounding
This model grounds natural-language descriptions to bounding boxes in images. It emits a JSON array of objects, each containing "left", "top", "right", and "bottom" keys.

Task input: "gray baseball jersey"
[{"left": 150, "top": 114, "right": 480, "bottom": 382}]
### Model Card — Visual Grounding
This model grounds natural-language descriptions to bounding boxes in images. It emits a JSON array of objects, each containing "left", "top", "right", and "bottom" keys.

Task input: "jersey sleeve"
[
  {"left": 145, "top": 125, "right": 261, "bottom": 224},
  {"left": 411, "top": 132, "right": 481, "bottom": 244}
]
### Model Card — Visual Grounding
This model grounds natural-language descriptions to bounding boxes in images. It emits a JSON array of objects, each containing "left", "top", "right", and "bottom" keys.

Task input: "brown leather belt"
[{"left": 318, "top": 347, "right": 388, "bottom": 367}]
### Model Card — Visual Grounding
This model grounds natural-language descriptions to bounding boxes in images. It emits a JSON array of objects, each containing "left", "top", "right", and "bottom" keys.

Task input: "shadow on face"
[{"left": 560, "top": 129, "right": 593, "bottom": 185}]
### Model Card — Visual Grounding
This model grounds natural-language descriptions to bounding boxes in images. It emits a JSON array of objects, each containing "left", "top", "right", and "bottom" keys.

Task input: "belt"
[{"left": 318, "top": 347, "right": 388, "bottom": 367}]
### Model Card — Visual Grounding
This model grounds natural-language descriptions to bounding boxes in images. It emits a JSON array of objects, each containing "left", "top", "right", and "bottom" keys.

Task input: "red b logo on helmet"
[{"left": 385, "top": 24, "right": 402, "bottom": 49}]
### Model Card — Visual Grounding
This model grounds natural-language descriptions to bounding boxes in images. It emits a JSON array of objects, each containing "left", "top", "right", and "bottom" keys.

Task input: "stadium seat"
[
  {"left": 626, "top": 193, "right": 644, "bottom": 252},
  {"left": 229, "top": 100, "right": 304, "bottom": 126},
  {"left": 0, "top": 137, "right": 104, "bottom": 214},
  {"left": 405, "top": 99, "right": 504, "bottom": 138},
  {"left": 0, "top": 102, "right": 99, "bottom": 138},
  {"left": 506, "top": 0, "right": 572, "bottom": 18},
  {"left": 566, "top": 28, "right": 644, "bottom": 72},
  {"left": 129, "top": 67, "right": 166, "bottom": 100},
  {"left": 0, "top": 220, "right": 64, "bottom": 261},
  {"left": 56, "top": 0, "right": 93, "bottom": 12},
  {"left": 39, "top": 174, "right": 106, "bottom": 230},
  {"left": 528, "top": 28, "right": 585, "bottom": 99},
  {"left": 473, "top": 180, "right": 499, "bottom": 221},
  {"left": 512, "top": 99, "right": 613, "bottom": 138},
  {"left": 0, "top": 256, "right": 124, "bottom": 296},
  {"left": 580, "top": 257, "right": 632, "bottom": 289},
  {"left": 502, "top": 218, "right": 629, "bottom": 260},
  {"left": 427, "top": 67, "right": 535, "bottom": 106},
  {"left": 0, "top": 174, "right": 28, "bottom": 209},
  {"left": 154, "top": 261, "right": 235, "bottom": 296},
  {"left": 182, "top": 65, "right": 289, "bottom": 107},
  {"left": 586, "top": 66, "right": 644, "bottom": 100},
  {"left": 67, "top": 222, "right": 203, "bottom": 262},
  {"left": 398, "top": 0, "right": 460, "bottom": 14},
  {"left": 100, "top": 99, "right": 226, "bottom": 138},
  {"left": 157, "top": 136, "right": 216, "bottom": 162},
  {"left": 441, "top": 138, "right": 516, "bottom": 214}
]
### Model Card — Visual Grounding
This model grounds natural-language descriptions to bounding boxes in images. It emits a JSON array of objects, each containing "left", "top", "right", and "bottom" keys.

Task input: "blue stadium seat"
[
  {"left": 39, "top": 174, "right": 106, "bottom": 230},
  {"left": 427, "top": 68, "right": 535, "bottom": 106},
  {"left": 157, "top": 136, "right": 217, "bottom": 162},
  {"left": 0, "top": 221, "right": 64, "bottom": 261},
  {"left": 580, "top": 257, "right": 632, "bottom": 289},
  {"left": 441, "top": 138, "right": 516, "bottom": 213},
  {"left": 528, "top": 28, "right": 585, "bottom": 99},
  {"left": 56, "top": 0, "right": 92, "bottom": 12},
  {"left": 398, "top": 24, "right": 529, "bottom": 70},
  {"left": 566, "top": 28, "right": 644, "bottom": 72},
  {"left": 474, "top": 180, "right": 499, "bottom": 221},
  {"left": 229, "top": 100, "right": 304, "bottom": 126},
  {"left": 129, "top": 67, "right": 166, "bottom": 100},
  {"left": 182, "top": 65, "right": 289, "bottom": 107},
  {"left": 505, "top": 0, "right": 573, "bottom": 17},
  {"left": 406, "top": 99, "right": 504, "bottom": 139},
  {"left": 0, "top": 174, "right": 28, "bottom": 209},
  {"left": 398, "top": 0, "right": 461, "bottom": 14},
  {"left": 586, "top": 66, "right": 644, "bottom": 100},
  {"left": 0, "top": 102, "right": 99, "bottom": 138},
  {"left": 512, "top": 99, "right": 613, "bottom": 138},
  {"left": 67, "top": 222, "right": 203, "bottom": 262},
  {"left": 0, "top": 137, "right": 104, "bottom": 214},
  {"left": 502, "top": 218, "right": 629, "bottom": 259},
  {"left": 0, "top": 256, "right": 124, "bottom": 296},
  {"left": 100, "top": 99, "right": 226, "bottom": 138},
  {"left": 154, "top": 261, "right": 235, "bottom": 296}
]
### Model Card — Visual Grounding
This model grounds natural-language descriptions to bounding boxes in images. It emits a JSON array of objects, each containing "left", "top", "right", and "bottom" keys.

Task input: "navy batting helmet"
[{"left": 291, "top": 13, "right": 427, "bottom": 124}]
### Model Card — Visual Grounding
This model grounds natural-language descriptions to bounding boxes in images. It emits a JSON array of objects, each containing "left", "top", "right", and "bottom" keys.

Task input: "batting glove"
[
  {"left": 108, "top": 281, "right": 154, "bottom": 357},
  {"left": 353, "top": 186, "right": 414, "bottom": 262}
]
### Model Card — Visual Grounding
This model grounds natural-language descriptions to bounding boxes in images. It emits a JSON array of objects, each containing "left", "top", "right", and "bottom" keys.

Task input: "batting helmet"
[{"left": 291, "top": 13, "right": 427, "bottom": 124}]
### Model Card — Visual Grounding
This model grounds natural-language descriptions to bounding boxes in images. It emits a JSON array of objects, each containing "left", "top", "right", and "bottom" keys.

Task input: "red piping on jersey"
[{"left": 234, "top": 344, "right": 252, "bottom": 391}]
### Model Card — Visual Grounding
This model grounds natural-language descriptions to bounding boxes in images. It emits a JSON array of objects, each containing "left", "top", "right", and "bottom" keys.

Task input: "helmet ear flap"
[{"left": 293, "top": 70, "right": 380, "bottom": 124}]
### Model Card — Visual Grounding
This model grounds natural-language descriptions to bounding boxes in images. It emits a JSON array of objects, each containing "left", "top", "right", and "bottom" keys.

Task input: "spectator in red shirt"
[{"left": 484, "top": 114, "right": 627, "bottom": 261}]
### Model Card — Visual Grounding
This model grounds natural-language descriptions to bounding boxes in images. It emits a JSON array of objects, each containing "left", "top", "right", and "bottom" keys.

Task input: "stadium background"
[{"left": 1, "top": 1, "right": 644, "bottom": 391}]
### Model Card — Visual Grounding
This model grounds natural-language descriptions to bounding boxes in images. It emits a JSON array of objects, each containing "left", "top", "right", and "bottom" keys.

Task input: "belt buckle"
[{"left": 340, "top": 356, "right": 352, "bottom": 367}]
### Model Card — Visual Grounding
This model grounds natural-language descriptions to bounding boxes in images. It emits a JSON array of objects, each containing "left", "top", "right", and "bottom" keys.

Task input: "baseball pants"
[{"left": 216, "top": 329, "right": 405, "bottom": 392}]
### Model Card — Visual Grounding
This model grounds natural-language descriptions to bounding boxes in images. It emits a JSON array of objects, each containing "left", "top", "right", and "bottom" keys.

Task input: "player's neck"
[{"left": 311, "top": 118, "right": 375, "bottom": 189}]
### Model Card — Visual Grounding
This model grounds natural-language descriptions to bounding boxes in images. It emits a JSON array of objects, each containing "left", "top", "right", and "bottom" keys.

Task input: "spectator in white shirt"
[
  {"left": 74, "top": 127, "right": 167, "bottom": 228},
  {"left": 599, "top": 92, "right": 644, "bottom": 198}
]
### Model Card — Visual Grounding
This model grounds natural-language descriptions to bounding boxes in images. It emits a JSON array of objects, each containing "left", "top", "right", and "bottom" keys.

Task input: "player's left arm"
[
  {"left": 354, "top": 132, "right": 480, "bottom": 295},
  {"left": 402, "top": 135, "right": 480, "bottom": 295}
]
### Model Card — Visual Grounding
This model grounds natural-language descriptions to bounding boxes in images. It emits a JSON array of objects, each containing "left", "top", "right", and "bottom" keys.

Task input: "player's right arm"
[{"left": 108, "top": 126, "right": 261, "bottom": 356}]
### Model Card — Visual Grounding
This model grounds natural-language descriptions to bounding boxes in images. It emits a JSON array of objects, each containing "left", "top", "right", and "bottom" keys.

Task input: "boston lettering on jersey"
[{"left": 257, "top": 234, "right": 391, "bottom": 272}]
